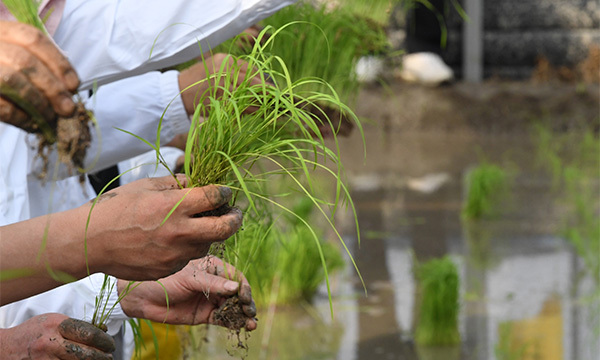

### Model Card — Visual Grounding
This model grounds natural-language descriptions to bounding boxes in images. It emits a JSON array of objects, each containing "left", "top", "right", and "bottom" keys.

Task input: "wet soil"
[
  {"left": 214, "top": 295, "right": 248, "bottom": 331},
  {"left": 36, "top": 100, "right": 92, "bottom": 179}
]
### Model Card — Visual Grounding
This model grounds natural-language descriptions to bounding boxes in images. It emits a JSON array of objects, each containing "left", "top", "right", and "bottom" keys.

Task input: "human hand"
[
  {"left": 72, "top": 175, "right": 242, "bottom": 281},
  {"left": 0, "top": 21, "right": 79, "bottom": 133},
  {"left": 118, "top": 256, "right": 257, "bottom": 331},
  {"left": 178, "top": 53, "right": 265, "bottom": 116},
  {"left": 0, "top": 313, "right": 115, "bottom": 360},
  {"left": 236, "top": 24, "right": 270, "bottom": 51}
]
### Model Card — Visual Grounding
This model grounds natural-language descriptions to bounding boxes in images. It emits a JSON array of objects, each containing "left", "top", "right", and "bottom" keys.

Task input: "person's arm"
[
  {"left": 118, "top": 256, "right": 257, "bottom": 331},
  {"left": 0, "top": 175, "right": 242, "bottom": 305}
]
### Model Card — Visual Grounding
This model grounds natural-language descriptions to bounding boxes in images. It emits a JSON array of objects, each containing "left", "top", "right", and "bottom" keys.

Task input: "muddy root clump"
[
  {"left": 35, "top": 100, "right": 92, "bottom": 179},
  {"left": 214, "top": 295, "right": 248, "bottom": 331}
]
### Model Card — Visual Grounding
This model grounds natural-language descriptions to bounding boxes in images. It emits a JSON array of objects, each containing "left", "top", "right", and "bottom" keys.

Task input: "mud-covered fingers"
[
  {"left": 245, "top": 317, "right": 258, "bottom": 331},
  {"left": 58, "top": 318, "right": 115, "bottom": 353},
  {"left": 174, "top": 184, "right": 233, "bottom": 216},
  {"left": 242, "top": 300, "right": 257, "bottom": 319},
  {"left": 183, "top": 207, "right": 242, "bottom": 245},
  {"left": 238, "top": 283, "right": 254, "bottom": 304},
  {"left": 0, "top": 42, "right": 75, "bottom": 117},
  {"left": 0, "top": 97, "right": 33, "bottom": 131},
  {"left": 58, "top": 339, "right": 114, "bottom": 360},
  {"left": 0, "top": 64, "right": 56, "bottom": 125},
  {"left": 0, "top": 21, "right": 79, "bottom": 91}
]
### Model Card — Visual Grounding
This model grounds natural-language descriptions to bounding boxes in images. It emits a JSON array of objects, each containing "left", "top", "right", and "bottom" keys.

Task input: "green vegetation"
[
  {"left": 462, "top": 163, "right": 511, "bottom": 220},
  {"left": 258, "top": 2, "right": 388, "bottom": 104},
  {"left": 339, "top": 0, "right": 398, "bottom": 26},
  {"left": 1, "top": 0, "right": 46, "bottom": 32},
  {"left": 222, "top": 196, "right": 345, "bottom": 307},
  {"left": 415, "top": 256, "right": 461, "bottom": 346},
  {"left": 533, "top": 124, "right": 599, "bottom": 284},
  {"left": 184, "top": 305, "right": 344, "bottom": 360},
  {"left": 494, "top": 322, "right": 528, "bottom": 360},
  {"left": 168, "top": 29, "right": 366, "bottom": 311}
]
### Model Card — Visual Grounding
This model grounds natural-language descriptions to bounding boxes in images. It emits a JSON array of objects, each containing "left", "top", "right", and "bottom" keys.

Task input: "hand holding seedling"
[
  {"left": 81, "top": 175, "right": 242, "bottom": 281},
  {"left": 0, "top": 313, "right": 116, "bottom": 360},
  {"left": 118, "top": 256, "right": 257, "bottom": 331},
  {"left": 178, "top": 53, "right": 264, "bottom": 116},
  {"left": 0, "top": 20, "right": 79, "bottom": 134},
  {"left": 0, "top": 175, "right": 242, "bottom": 305}
]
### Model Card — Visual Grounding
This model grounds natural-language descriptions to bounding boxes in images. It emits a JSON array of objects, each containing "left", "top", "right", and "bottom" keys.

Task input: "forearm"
[{"left": 0, "top": 208, "right": 101, "bottom": 305}]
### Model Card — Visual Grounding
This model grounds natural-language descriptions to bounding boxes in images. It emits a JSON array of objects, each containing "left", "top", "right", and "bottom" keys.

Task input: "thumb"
[{"left": 190, "top": 271, "right": 239, "bottom": 298}]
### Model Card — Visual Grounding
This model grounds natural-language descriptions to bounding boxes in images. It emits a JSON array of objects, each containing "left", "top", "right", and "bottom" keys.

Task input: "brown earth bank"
[{"left": 354, "top": 79, "right": 599, "bottom": 135}]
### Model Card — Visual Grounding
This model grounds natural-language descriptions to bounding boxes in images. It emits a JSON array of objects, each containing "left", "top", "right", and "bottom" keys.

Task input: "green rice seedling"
[
  {"left": 339, "top": 0, "right": 398, "bottom": 26},
  {"left": 222, "top": 194, "right": 345, "bottom": 307},
  {"left": 1, "top": 0, "right": 46, "bottom": 32},
  {"left": 258, "top": 3, "right": 387, "bottom": 104},
  {"left": 415, "top": 256, "right": 461, "bottom": 346},
  {"left": 532, "top": 124, "right": 599, "bottom": 285},
  {"left": 173, "top": 27, "right": 365, "bottom": 320},
  {"left": 462, "top": 163, "right": 510, "bottom": 220}
]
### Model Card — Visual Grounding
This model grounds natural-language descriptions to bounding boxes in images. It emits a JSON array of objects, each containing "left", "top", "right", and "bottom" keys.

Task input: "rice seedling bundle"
[{"left": 415, "top": 256, "right": 460, "bottom": 346}]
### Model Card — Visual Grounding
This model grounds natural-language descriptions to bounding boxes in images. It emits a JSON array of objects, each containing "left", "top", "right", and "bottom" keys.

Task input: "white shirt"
[
  {"left": 0, "top": 0, "right": 296, "bottom": 346},
  {"left": 54, "top": 0, "right": 296, "bottom": 90}
]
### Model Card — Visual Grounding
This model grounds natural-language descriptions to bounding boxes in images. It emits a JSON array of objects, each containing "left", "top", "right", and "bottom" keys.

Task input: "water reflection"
[{"left": 188, "top": 130, "right": 598, "bottom": 359}]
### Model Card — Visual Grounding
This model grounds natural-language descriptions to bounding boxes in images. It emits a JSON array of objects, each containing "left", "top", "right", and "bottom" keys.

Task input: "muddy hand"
[
  {"left": 0, "top": 313, "right": 115, "bottom": 359},
  {"left": 76, "top": 175, "right": 242, "bottom": 281},
  {"left": 116, "top": 256, "right": 257, "bottom": 331},
  {"left": 0, "top": 21, "right": 79, "bottom": 133}
]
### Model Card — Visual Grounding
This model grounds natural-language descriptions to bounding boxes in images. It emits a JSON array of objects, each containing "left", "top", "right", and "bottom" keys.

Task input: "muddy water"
[{"left": 191, "top": 125, "right": 598, "bottom": 360}]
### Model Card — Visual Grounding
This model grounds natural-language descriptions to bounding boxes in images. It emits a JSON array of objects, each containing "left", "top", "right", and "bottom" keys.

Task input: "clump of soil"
[
  {"left": 215, "top": 295, "right": 248, "bottom": 331},
  {"left": 30, "top": 100, "right": 92, "bottom": 180},
  {"left": 214, "top": 295, "right": 251, "bottom": 358},
  {"left": 56, "top": 101, "right": 92, "bottom": 171}
]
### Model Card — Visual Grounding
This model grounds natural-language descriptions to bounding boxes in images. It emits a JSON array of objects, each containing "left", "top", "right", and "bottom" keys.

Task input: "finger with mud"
[
  {"left": 0, "top": 64, "right": 56, "bottom": 128},
  {"left": 187, "top": 207, "right": 243, "bottom": 243},
  {"left": 0, "top": 21, "right": 79, "bottom": 91},
  {"left": 60, "top": 339, "right": 114, "bottom": 360},
  {"left": 0, "top": 42, "right": 75, "bottom": 116},
  {"left": 0, "top": 97, "right": 37, "bottom": 133},
  {"left": 171, "top": 184, "right": 233, "bottom": 217},
  {"left": 58, "top": 318, "right": 116, "bottom": 353}
]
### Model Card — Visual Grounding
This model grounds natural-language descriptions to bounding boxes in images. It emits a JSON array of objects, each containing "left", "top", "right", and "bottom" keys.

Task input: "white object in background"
[
  {"left": 399, "top": 52, "right": 454, "bottom": 86},
  {"left": 407, "top": 172, "right": 450, "bottom": 194},
  {"left": 355, "top": 56, "right": 385, "bottom": 83}
]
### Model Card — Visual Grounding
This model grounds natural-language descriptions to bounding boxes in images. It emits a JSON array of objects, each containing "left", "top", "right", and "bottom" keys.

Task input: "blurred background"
[{"left": 157, "top": 1, "right": 600, "bottom": 359}]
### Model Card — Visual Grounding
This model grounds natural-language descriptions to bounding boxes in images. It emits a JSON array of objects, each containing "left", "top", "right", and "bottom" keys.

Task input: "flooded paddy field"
[{"left": 188, "top": 80, "right": 599, "bottom": 360}]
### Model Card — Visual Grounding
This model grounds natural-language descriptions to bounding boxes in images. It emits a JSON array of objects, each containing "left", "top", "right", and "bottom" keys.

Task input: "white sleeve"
[
  {"left": 118, "top": 147, "right": 185, "bottom": 186},
  {"left": 82, "top": 70, "right": 189, "bottom": 173},
  {"left": 0, "top": 273, "right": 129, "bottom": 336},
  {"left": 54, "top": 0, "right": 297, "bottom": 90},
  {"left": 28, "top": 70, "right": 188, "bottom": 178}
]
